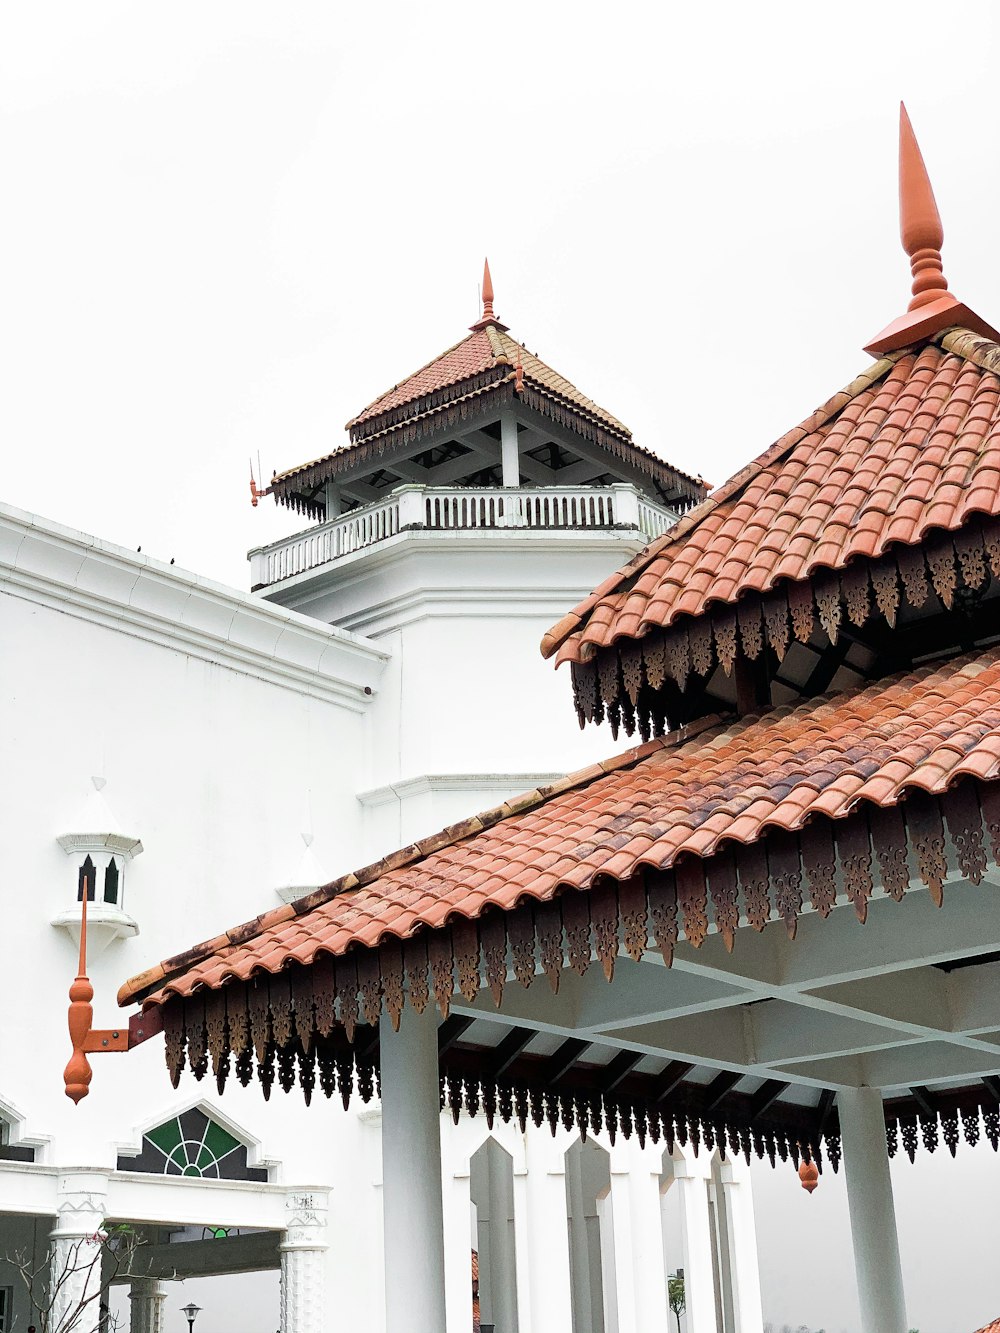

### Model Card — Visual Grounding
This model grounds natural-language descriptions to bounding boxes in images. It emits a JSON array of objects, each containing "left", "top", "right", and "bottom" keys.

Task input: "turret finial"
[
  {"left": 482, "top": 259, "right": 495, "bottom": 321},
  {"left": 471, "top": 258, "right": 509, "bottom": 332},
  {"left": 864, "top": 105, "right": 999, "bottom": 355},
  {"left": 899, "top": 102, "right": 949, "bottom": 311}
]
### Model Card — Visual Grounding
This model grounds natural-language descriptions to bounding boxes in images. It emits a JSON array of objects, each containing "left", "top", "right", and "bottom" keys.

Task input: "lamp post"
[{"left": 180, "top": 1302, "right": 201, "bottom": 1333}]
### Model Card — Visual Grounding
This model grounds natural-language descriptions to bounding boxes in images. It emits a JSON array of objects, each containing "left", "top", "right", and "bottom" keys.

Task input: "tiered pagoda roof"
[
  {"left": 118, "top": 108, "right": 1000, "bottom": 1172},
  {"left": 266, "top": 261, "right": 707, "bottom": 519}
]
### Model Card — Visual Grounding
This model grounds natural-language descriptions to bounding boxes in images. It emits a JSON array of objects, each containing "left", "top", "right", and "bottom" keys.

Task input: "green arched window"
[{"left": 119, "top": 1108, "right": 267, "bottom": 1181}]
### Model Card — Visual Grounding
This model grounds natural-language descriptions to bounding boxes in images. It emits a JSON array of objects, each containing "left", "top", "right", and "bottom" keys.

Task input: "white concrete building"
[{"left": 0, "top": 274, "right": 764, "bottom": 1333}]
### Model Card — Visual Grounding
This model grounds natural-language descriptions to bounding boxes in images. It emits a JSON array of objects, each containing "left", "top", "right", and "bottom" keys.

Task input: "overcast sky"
[{"left": 5, "top": 5, "right": 1000, "bottom": 1332}]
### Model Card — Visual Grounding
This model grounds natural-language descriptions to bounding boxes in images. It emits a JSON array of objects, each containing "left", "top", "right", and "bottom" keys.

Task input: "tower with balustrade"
[{"left": 249, "top": 263, "right": 706, "bottom": 853}]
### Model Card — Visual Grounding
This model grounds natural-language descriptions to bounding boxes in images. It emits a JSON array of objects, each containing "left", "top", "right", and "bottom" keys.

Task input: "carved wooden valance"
[
  {"left": 571, "top": 514, "right": 1000, "bottom": 739},
  {"left": 156, "top": 775, "right": 1000, "bottom": 1165}
]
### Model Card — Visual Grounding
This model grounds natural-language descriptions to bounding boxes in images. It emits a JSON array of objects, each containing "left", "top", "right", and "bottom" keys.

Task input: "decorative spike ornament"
[
  {"left": 865, "top": 104, "right": 1000, "bottom": 355},
  {"left": 470, "top": 257, "right": 509, "bottom": 332},
  {"left": 898, "top": 102, "right": 949, "bottom": 310},
  {"left": 798, "top": 1158, "right": 819, "bottom": 1194}
]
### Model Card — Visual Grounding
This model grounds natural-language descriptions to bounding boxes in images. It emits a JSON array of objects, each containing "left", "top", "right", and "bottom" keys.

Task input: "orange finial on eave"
[
  {"left": 899, "top": 102, "right": 949, "bottom": 311},
  {"left": 865, "top": 104, "right": 1000, "bottom": 356},
  {"left": 471, "top": 258, "right": 509, "bottom": 332}
]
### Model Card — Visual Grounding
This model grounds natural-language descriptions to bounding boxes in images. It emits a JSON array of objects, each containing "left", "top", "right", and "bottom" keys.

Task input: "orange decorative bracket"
[
  {"left": 250, "top": 473, "right": 272, "bottom": 508},
  {"left": 63, "top": 873, "right": 163, "bottom": 1104}
]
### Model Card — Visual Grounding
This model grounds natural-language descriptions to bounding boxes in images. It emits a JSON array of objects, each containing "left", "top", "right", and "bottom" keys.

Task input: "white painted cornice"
[
  {"left": 0, "top": 502, "right": 389, "bottom": 710},
  {"left": 356, "top": 772, "right": 565, "bottom": 809}
]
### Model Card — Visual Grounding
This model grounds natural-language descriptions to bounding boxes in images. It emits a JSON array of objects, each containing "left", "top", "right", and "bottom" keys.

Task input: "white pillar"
[
  {"left": 513, "top": 1132, "right": 573, "bottom": 1333},
  {"left": 380, "top": 1007, "right": 447, "bottom": 1333},
  {"left": 50, "top": 1172, "right": 109, "bottom": 1333},
  {"left": 839, "top": 1088, "right": 907, "bottom": 1333},
  {"left": 719, "top": 1159, "right": 764, "bottom": 1333},
  {"left": 608, "top": 1141, "right": 670, "bottom": 1333},
  {"left": 500, "top": 413, "right": 519, "bottom": 488},
  {"left": 565, "top": 1144, "right": 598, "bottom": 1333},
  {"left": 279, "top": 1191, "right": 329, "bottom": 1333},
  {"left": 443, "top": 1157, "right": 473, "bottom": 1333},
  {"left": 129, "top": 1278, "right": 166, "bottom": 1333},
  {"left": 486, "top": 1139, "right": 518, "bottom": 1333},
  {"left": 673, "top": 1152, "right": 716, "bottom": 1333}
]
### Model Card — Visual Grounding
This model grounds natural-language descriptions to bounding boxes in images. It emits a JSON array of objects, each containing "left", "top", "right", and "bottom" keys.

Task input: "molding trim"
[
  {"left": 0, "top": 503, "right": 389, "bottom": 710},
  {"left": 357, "top": 772, "right": 565, "bottom": 809}
]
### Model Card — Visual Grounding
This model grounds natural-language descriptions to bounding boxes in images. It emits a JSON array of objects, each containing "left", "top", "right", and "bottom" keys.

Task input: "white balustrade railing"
[{"left": 250, "top": 484, "right": 676, "bottom": 587}]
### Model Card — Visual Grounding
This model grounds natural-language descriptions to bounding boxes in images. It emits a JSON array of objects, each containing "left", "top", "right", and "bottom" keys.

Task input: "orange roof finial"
[
  {"left": 471, "top": 258, "right": 509, "bottom": 333},
  {"left": 482, "top": 258, "right": 495, "bottom": 321},
  {"left": 864, "top": 105, "right": 999, "bottom": 356},
  {"left": 899, "top": 102, "right": 948, "bottom": 311}
]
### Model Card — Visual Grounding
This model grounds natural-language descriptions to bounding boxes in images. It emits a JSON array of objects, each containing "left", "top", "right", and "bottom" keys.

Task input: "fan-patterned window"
[{"left": 118, "top": 1108, "right": 267, "bottom": 1181}]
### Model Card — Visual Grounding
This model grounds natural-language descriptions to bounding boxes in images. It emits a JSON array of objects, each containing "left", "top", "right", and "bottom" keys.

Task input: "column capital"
[
  {"left": 670, "top": 1151, "right": 713, "bottom": 1183},
  {"left": 280, "top": 1190, "right": 330, "bottom": 1251},
  {"left": 52, "top": 1171, "right": 109, "bottom": 1238}
]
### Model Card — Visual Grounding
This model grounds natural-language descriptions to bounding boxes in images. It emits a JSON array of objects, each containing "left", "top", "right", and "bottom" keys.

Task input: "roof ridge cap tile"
[
  {"left": 540, "top": 353, "right": 903, "bottom": 660},
  {"left": 937, "top": 325, "right": 1000, "bottom": 378},
  {"left": 118, "top": 711, "right": 732, "bottom": 1008}
]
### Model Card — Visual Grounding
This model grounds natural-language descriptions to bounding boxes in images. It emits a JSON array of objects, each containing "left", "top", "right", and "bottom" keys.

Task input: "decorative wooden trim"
[
  {"left": 159, "top": 774, "right": 1000, "bottom": 1164},
  {"left": 571, "top": 516, "right": 1000, "bottom": 741}
]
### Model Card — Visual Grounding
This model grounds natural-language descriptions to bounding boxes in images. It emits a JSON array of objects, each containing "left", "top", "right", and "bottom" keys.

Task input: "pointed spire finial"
[
  {"left": 864, "top": 105, "right": 999, "bottom": 356},
  {"left": 470, "top": 258, "right": 509, "bottom": 332},
  {"left": 482, "top": 258, "right": 495, "bottom": 321},
  {"left": 899, "top": 102, "right": 949, "bottom": 311}
]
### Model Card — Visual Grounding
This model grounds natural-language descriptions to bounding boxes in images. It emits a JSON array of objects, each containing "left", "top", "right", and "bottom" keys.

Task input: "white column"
[
  {"left": 279, "top": 1191, "right": 329, "bottom": 1333},
  {"left": 487, "top": 1140, "right": 518, "bottom": 1333},
  {"left": 129, "top": 1278, "right": 166, "bottom": 1333},
  {"left": 500, "top": 413, "right": 519, "bottom": 487},
  {"left": 512, "top": 1132, "right": 573, "bottom": 1333},
  {"left": 443, "top": 1157, "right": 473, "bottom": 1333},
  {"left": 719, "top": 1159, "right": 764, "bottom": 1333},
  {"left": 839, "top": 1088, "right": 908, "bottom": 1333},
  {"left": 50, "top": 1172, "right": 109, "bottom": 1333},
  {"left": 608, "top": 1142, "right": 670, "bottom": 1333},
  {"left": 673, "top": 1152, "right": 716, "bottom": 1333},
  {"left": 380, "top": 1007, "right": 447, "bottom": 1333}
]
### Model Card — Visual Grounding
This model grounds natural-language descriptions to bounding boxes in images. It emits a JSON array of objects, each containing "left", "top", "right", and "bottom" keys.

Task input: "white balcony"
[{"left": 249, "top": 483, "right": 678, "bottom": 590}]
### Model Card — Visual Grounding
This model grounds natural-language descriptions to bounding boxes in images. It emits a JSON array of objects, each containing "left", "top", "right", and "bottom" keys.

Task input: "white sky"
[{"left": 5, "top": 5, "right": 1000, "bottom": 1331}]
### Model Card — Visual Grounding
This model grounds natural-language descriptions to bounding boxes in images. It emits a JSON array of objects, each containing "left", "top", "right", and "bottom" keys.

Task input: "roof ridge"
[
  {"left": 937, "top": 325, "right": 1000, "bottom": 377},
  {"left": 496, "top": 329, "right": 632, "bottom": 438},
  {"left": 343, "top": 328, "right": 494, "bottom": 432},
  {"left": 540, "top": 350, "right": 906, "bottom": 660},
  {"left": 117, "top": 712, "right": 732, "bottom": 1007}
]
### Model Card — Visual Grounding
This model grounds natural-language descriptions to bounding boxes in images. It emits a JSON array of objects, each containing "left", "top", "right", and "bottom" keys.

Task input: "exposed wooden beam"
[
  {"left": 816, "top": 1088, "right": 837, "bottom": 1134},
  {"left": 704, "top": 1070, "right": 743, "bottom": 1113},
  {"left": 438, "top": 1015, "right": 475, "bottom": 1056},
  {"left": 598, "top": 1050, "right": 644, "bottom": 1093},
  {"left": 909, "top": 1085, "right": 937, "bottom": 1117},
  {"left": 802, "top": 635, "right": 854, "bottom": 695},
  {"left": 749, "top": 1079, "right": 790, "bottom": 1120},
  {"left": 538, "top": 1038, "right": 592, "bottom": 1085},
  {"left": 489, "top": 1028, "right": 536, "bottom": 1078},
  {"left": 656, "top": 1060, "right": 695, "bottom": 1103}
]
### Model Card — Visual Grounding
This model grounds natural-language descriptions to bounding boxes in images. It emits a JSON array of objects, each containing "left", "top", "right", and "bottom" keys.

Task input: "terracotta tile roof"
[
  {"left": 269, "top": 321, "right": 707, "bottom": 511},
  {"left": 974, "top": 1320, "right": 1000, "bottom": 1333},
  {"left": 120, "top": 645, "right": 1000, "bottom": 1008},
  {"left": 345, "top": 325, "right": 631, "bottom": 440},
  {"left": 542, "top": 328, "right": 1000, "bottom": 664}
]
